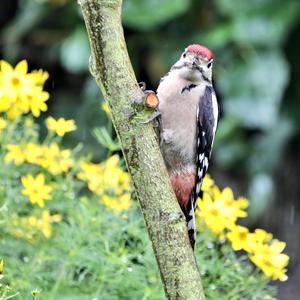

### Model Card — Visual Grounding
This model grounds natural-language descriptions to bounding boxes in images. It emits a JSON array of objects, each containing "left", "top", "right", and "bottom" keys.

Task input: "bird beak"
[{"left": 192, "top": 57, "right": 198, "bottom": 67}]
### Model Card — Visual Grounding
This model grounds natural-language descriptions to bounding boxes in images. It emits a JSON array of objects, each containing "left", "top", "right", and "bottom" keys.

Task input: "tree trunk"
[{"left": 78, "top": 1, "right": 205, "bottom": 299}]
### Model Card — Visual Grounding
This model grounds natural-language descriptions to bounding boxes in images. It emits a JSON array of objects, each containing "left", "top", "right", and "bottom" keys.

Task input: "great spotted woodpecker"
[{"left": 156, "top": 44, "right": 218, "bottom": 249}]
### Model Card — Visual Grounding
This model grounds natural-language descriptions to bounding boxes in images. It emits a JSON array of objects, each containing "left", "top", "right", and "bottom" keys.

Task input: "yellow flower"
[
  {"left": 46, "top": 116, "right": 76, "bottom": 136},
  {"left": 23, "top": 143, "right": 44, "bottom": 164},
  {"left": 0, "top": 60, "right": 29, "bottom": 97},
  {"left": 118, "top": 194, "right": 132, "bottom": 211},
  {"left": 0, "top": 60, "right": 30, "bottom": 118},
  {"left": 11, "top": 211, "right": 61, "bottom": 240},
  {"left": 214, "top": 187, "right": 248, "bottom": 219},
  {"left": 31, "top": 289, "right": 41, "bottom": 298},
  {"left": 29, "top": 69, "right": 49, "bottom": 86},
  {"left": 227, "top": 226, "right": 276, "bottom": 254},
  {"left": 0, "top": 60, "right": 49, "bottom": 118},
  {"left": 0, "top": 91, "right": 13, "bottom": 112},
  {"left": 196, "top": 185, "right": 248, "bottom": 237},
  {"left": 0, "top": 117, "right": 6, "bottom": 133},
  {"left": 4, "top": 142, "right": 73, "bottom": 174},
  {"left": 39, "top": 210, "right": 62, "bottom": 238},
  {"left": 27, "top": 87, "right": 49, "bottom": 117},
  {"left": 197, "top": 191, "right": 227, "bottom": 236},
  {"left": 102, "top": 193, "right": 132, "bottom": 213},
  {"left": 0, "top": 259, "right": 3, "bottom": 274},
  {"left": 201, "top": 174, "right": 215, "bottom": 192},
  {"left": 78, "top": 155, "right": 132, "bottom": 213},
  {"left": 101, "top": 102, "right": 111, "bottom": 118},
  {"left": 197, "top": 175, "right": 289, "bottom": 281},
  {"left": 40, "top": 144, "right": 73, "bottom": 174},
  {"left": 227, "top": 225, "right": 251, "bottom": 251},
  {"left": 21, "top": 173, "right": 53, "bottom": 208},
  {"left": 246, "top": 229, "right": 273, "bottom": 253},
  {"left": 250, "top": 240, "right": 289, "bottom": 281},
  {"left": 5, "top": 144, "right": 26, "bottom": 165},
  {"left": 6, "top": 103, "right": 24, "bottom": 120},
  {"left": 24, "top": 117, "right": 34, "bottom": 128}
]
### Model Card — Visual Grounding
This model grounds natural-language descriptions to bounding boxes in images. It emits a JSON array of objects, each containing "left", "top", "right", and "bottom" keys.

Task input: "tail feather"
[
  {"left": 185, "top": 194, "right": 197, "bottom": 250},
  {"left": 185, "top": 184, "right": 204, "bottom": 250}
]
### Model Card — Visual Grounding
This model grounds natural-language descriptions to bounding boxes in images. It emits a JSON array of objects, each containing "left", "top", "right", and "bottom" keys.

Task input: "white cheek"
[
  {"left": 203, "top": 67, "right": 212, "bottom": 80},
  {"left": 194, "top": 71, "right": 203, "bottom": 81},
  {"left": 178, "top": 68, "right": 191, "bottom": 79}
]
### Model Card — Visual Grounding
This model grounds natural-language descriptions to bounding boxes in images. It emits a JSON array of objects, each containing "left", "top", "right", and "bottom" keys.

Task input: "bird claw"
[
  {"left": 139, "top": 81, "right": 146, "bottom": 92},
  {"left": 140, "top": 110, "right": 161, "bottom": 124}
]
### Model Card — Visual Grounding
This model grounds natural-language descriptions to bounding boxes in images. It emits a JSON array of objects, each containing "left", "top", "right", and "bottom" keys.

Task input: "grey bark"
[{"left": 78, "top": 1, "right": 205, "bottom": 299}]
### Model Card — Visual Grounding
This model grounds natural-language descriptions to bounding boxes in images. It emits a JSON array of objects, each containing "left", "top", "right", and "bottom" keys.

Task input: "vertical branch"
[{"left": 78, "top": 1, "right": 205, "bottom": 299}]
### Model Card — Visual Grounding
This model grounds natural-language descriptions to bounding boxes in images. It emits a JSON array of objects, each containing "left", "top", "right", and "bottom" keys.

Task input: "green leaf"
[
  {"left": 215, "top": 0, "right": 300, "bottom": 46},
  {"left": 122, "top": 0, "right": 191, "bottom": 31},
  {"left": 93, "top": 127, "right": 120, "bottom": 152},
  {"left": 219, "top": 50, "right": 289, "bottom": 129}
]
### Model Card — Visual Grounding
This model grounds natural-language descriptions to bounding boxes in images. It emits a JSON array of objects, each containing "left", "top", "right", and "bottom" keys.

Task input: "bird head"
[{"left": 173, "top": 44, "right": 214, "bottom": 83}]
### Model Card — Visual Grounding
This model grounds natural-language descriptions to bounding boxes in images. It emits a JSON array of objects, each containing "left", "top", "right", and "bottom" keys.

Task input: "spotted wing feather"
[{"left": 186, "top": 85, "right": 218, "bottom": 249}]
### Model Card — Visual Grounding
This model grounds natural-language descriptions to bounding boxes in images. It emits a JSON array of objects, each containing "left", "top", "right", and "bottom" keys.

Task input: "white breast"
[{"left": 157, "top": 71, "right": 206, "bottom": 171}]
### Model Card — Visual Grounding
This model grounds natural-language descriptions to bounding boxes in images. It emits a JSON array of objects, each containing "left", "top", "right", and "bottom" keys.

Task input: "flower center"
[
  {"left": 239, "top": 232, "right": 247, "bottom": 240},
  {"left": 210, "top": 208, "right": 219, "bottom": 216},
  {"left": 11, "top": 77, "right": 20, "bottom": 86}
]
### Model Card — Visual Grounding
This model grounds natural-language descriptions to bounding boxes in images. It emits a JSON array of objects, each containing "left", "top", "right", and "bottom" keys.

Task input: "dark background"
[{"left": 1, "top": 0, "right": 299, "bottom": 298}]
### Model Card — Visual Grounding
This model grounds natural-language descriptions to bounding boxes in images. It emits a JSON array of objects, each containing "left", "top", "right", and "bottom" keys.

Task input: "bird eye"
[
  {"left": 207, "top": 59, "right": 213, "bottom": 68},
  {"left": 182, "top": 53, "right": 187, "bottom": 58}
]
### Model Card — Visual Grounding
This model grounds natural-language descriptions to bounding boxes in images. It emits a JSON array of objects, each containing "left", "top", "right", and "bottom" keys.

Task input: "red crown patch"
[{"left": 186, "top": 44, "right": 214, "bottom": 60}]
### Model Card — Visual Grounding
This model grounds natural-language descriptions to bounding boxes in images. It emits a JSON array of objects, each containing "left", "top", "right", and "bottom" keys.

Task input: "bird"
[{"left": 156, "top": 44, "right": 219, "bottom": 249}]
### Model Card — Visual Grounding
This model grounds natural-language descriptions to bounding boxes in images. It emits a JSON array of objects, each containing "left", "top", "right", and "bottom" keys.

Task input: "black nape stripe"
[
  {"left": 202, "top": 74, "right": 210, "bottom": 83},
  {"left": 194, "top": 65, "right": 211, "bottom": 83},
  {"left": 181, "top": 84, "right": 197, "bottom": 94}
]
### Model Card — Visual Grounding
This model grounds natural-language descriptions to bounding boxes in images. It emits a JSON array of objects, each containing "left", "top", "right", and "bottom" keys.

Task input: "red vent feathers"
[{"left": 186, "top": 44, "right": 214, "bottom": 60}]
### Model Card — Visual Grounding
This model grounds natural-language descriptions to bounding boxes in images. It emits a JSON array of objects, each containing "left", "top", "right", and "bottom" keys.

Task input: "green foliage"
[
  {"left": 0, "top": 192, "right": 277, "bottom": 299},
  {"left": 197, "top": 231, "right": 276, "bottom": 300},
  {"left": 1, "top": 203, "right": 165, "bottom": 300},
  {"left": 2, "top": 1, "right": 300, "bottom": 216},
  {"left": 122, "top": 0, "right": 191, "bottom": 31},
  {"left": 0, "top": 111, "right": 276, "bottom": 299},
  {"left": 0, "top": 193, "right": 277, "bottom": 299},
  {"left": 93, "top": 127, "right": 121, "bottom": 153}
]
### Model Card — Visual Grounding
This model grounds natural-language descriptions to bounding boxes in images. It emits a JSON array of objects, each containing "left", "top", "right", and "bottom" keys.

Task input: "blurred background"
[{"left": 0, "top": 0, "right": 299, "bottom": 298}]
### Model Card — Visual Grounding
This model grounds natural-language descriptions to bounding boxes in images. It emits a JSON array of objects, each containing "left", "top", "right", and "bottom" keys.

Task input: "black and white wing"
[
  {"left": 187, "top": 85, "right": 219, "bottom": 248},
  {"left": 194, "top": 85, "right": 218, "bottom": 200}
]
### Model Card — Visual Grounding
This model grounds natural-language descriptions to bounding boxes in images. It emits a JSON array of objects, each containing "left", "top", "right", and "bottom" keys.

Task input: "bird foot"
[{"left": 140, "top": 110, "right": 161, "bottom": 124}]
